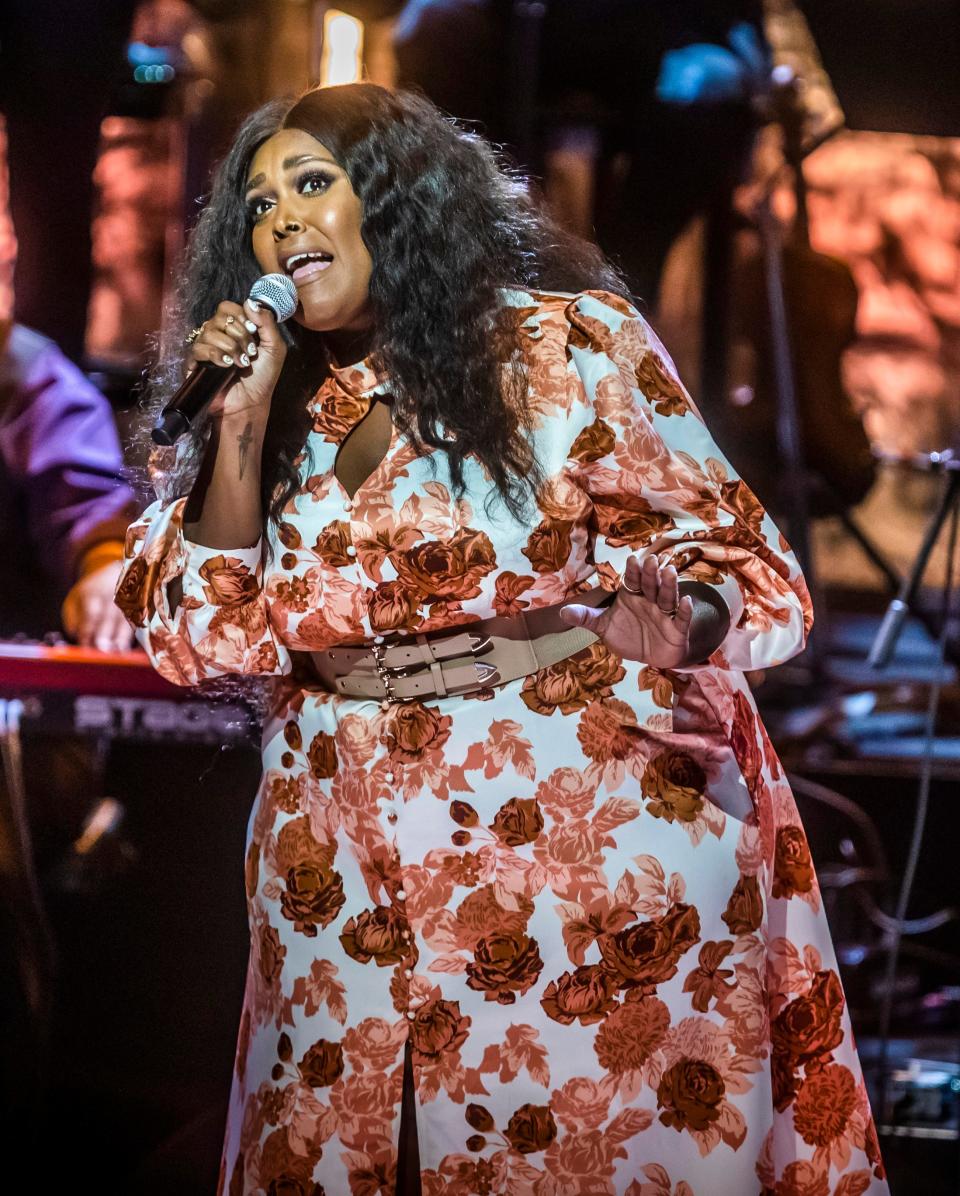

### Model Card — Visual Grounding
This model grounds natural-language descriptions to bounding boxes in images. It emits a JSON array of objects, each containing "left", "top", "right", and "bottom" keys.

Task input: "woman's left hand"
[{"left": 559, "top": 553, "right": 695, "bottom": 668}]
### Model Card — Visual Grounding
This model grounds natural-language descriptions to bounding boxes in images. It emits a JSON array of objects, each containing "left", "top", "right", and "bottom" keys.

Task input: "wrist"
[
  {"left": 76, "top": 539, "right": 126, "bottom": 580},
  {"left": 216, "top": 408, "right": 269, "bottom": 436}
]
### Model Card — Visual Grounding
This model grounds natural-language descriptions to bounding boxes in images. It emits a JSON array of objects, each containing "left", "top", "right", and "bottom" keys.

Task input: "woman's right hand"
[{"left": 187, "top": 297, "right": 289, "bottom": 422}]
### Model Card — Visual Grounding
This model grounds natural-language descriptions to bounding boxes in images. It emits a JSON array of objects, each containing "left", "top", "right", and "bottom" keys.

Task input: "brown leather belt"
[{"left": 309, "top": 586, "right": 612, "bottom": 702}]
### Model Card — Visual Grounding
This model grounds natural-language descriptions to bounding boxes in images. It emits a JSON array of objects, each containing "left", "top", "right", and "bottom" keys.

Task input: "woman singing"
[{"left": 116, "top": 83, "right": 887, "bottom": 1196}]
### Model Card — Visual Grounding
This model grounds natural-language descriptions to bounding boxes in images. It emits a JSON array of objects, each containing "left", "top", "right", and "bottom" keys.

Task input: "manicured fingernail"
[
  {"left": 247, "top": 342, "right": 257, "bottom": 354},
  {"left": 222, "top": 354, "right": 234, "bottom": 365},
  {"left": 244, "top": 320, "right": 257, "bottom": 333},
  {"left": 239, "top": 354, "right": 250, "bottom": 367}
]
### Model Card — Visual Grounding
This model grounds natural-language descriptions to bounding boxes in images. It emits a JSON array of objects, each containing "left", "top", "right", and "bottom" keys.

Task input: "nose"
[{"left": 272, "top": 212, "right": 304, "bottom": 240}]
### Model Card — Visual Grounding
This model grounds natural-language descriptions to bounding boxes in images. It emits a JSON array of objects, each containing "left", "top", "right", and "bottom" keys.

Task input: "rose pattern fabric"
[{"left": 119, "top": 290, "right": 886, "bottom": 1194}]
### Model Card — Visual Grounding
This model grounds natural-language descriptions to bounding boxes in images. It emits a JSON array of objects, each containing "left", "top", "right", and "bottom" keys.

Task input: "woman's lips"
[{"left": 292, "top": 258, "right": 333, "bottom": 285}]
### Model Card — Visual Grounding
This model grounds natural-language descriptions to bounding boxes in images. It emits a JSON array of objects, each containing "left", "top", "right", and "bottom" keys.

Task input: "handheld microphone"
[{"left": 151, "top": 273, "right": 299, "bottom": 446}]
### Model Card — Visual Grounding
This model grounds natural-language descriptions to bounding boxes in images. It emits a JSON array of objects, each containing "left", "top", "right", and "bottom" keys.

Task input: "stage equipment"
[
  {"left": 868, "top": 496, "right": 959, "bottom": 1143},
  {"left": 0, "top": 694, "right": 54, "bottom": 1137},
  {"left": 884, "top": 1055, "right": 960, "bottom": 1141},
  {"left": 869, "top": 454, "right": 960, "bottom": 670},
  {"left": 0, "top": 641, "right": 255, "bottom": 745},
  {"left": 712, "top": 63, "right": 854, "bottom": 674},
  {"left": 0, "top": 637, "right": 257, "bottom": 1142}
]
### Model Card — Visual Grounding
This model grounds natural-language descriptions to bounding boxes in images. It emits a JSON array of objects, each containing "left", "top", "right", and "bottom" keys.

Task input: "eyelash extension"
[{"left": 246, "top": 170, "right": 336, "bottom": 223}]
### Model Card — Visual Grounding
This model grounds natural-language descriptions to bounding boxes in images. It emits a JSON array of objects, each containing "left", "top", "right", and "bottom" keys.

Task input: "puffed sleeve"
[
  {"left": 115, "top": 495, "right": 291, "bottom": 686},
  {"left": 564, "top": 290, "right": 812, "bottom": 672}
]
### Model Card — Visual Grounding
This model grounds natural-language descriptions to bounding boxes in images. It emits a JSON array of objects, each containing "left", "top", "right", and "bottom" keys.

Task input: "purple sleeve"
[{"left": 0, "top": 327, "right": 138, "bottom": 588}]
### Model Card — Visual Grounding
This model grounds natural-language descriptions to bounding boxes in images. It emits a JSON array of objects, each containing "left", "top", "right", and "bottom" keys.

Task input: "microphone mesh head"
[{"left": 249, "top": 273, "right": 299, "bottom": 322}]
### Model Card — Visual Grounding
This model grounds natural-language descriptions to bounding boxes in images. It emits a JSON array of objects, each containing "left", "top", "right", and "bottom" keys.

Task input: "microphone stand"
[
  {"left": 868, "top": 451, "right": 960, "bottom": 669},
  {"left": 750, "top": 81, "right": 845, "bottom": 679}
]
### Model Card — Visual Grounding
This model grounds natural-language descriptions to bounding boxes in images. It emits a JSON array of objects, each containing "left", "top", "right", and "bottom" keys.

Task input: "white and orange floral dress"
[{"left": 118, "top": 289, "right": 888, "bottom": 1196}]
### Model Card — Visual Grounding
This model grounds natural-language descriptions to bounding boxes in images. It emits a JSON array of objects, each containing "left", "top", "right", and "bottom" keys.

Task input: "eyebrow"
[{"left": 245, "top": 154, "right": 338, "bottom": 193}]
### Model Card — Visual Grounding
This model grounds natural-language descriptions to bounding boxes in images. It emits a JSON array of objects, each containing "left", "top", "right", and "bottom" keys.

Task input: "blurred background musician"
[
  {"left": 0, "top": 320, "right": 137, "bottom": 650},
  {"left": 0, "top": 316, "right": 140, "bottom": 1141}
]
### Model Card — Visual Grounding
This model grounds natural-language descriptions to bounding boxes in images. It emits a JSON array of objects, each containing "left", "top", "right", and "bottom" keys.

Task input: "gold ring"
[
  {"left": 620, "top": 577, "right": 643, "bottom": 594},
  {"left": 185, "top": 324, "right": 204, "bottom": 345}
]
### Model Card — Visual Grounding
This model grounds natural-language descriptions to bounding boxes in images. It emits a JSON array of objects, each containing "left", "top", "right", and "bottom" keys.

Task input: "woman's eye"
[
  {"left": 247, "top": 196, "right": 273, "bottom": 222},
  {"left": 299, "top": 171, "right": 333, "bottom": 195}
]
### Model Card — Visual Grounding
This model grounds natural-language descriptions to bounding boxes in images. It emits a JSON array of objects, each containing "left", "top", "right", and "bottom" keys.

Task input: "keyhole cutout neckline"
[
  {"left": 333, "top": 395, "right": 395, "bottom": 500},
  {"left": 308, "top": 356, "right": 396, "bottom": 501}
]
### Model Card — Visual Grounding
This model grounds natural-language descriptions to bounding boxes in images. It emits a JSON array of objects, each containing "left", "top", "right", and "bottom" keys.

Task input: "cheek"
[
  {"left": 251, "top": 227, "right": 274, "bottom": 273},
  {"left": 351, "top": 244, "right": 373, "bottom": 298},
  {"left": 342, "top": 228, "right": 373, "bottom": 295},
  {"left": 323, "top": 205, "right": 370, "bottom": 278}
]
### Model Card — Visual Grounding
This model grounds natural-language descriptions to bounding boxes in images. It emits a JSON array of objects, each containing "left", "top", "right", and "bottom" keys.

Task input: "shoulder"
[
  {"left": 497, "top": 286, "right": 649, "bottom": 350},
  {"left": 1, "top": 323, "right": 101, "bottom": 419},
  {"left": 563, "top": 290, "right": 654, "bottom": 359},
  {"left": 0, "top": 325, "right": 53, "bottom": 413},
  {"left": 2, "top": 324, "right": 66, "bottom": 385},
  {"left": 5, "top": 323, "right": 57, "bottom": 365},
  {"left": 497, "top": 288, "right": 677, "bottom": 395},
  {"left": 503, "top": 288, "right": 697, "bottom": 423}
]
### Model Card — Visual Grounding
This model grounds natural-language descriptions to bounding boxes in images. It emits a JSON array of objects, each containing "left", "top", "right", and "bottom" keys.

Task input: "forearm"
[
  {"left": 183, "top": 413, "right": 266, "bottom": 549},
  {"left": 679, "top": 581, "right": 730, "bottom": 666}
]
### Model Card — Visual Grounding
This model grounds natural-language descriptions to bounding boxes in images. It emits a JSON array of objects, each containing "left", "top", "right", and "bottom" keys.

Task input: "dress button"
[
  {"left": 380, "top": 700, "right": 391, "bottom": 712},
  {"left": 396, "top": 888, "right": 406, "bottom": 901},
  {"left": 404, "top": 967, "right": 414, "bottom": 979},
  {"left": 405, "top": 1010, "right": 416, "bottom": 1021},
  {"left": 344, "top": 499, "right": 354, "bottom": 511},
  {"left": 387, "top": 811, "right": 398, "bottom": 825},
  {"left": 385, "top": 772, "right": 395, "bottom": 785},
  {"left": 345, "top": 545, "right": 357, "bottom": 557}
]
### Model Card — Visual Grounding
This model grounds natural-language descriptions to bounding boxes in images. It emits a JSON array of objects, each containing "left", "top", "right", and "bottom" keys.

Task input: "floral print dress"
[{"left": 118, "top": 289, "right": 887, "bottom": 1196}]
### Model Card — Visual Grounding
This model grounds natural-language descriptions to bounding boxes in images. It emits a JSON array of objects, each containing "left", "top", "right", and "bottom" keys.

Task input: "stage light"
[
  {"left": 319, "top": 10, "right": 364, "bottom": 87},
  {"left": 127, "top": 41, "right": 171, "bottom": 67},
  {"left": 133, "top": 63, "right": 175, "bottom": 84},
  {"left": 128, "top": 40, "right": 176, "bottom": 85}
]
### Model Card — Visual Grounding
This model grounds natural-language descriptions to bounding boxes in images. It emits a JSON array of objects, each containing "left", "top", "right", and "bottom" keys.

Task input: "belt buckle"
[
  {"left": 370, "top": 641, "right": 404, "bottom": 703},
  {"left": 372, "top": 633, "right": 494, "bottom": 701}
]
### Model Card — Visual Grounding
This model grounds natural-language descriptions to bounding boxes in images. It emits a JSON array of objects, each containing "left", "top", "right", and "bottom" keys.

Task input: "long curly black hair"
[{"left": 146, "top": 83, "right": 629, "bottom": 524}]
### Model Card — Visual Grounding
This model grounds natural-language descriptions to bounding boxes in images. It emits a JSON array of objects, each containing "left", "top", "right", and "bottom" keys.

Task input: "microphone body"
[
  {"left": 151, "top": 273, "right": 298, "bottom": 446},
  {"left": 151, "top": 360, "right": 237, "bottom": 446}
]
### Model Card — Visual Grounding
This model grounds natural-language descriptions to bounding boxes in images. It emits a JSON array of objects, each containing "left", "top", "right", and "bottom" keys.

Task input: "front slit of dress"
[{"left": 396, "top": 1040, "right": 422, "bottom": 1195}]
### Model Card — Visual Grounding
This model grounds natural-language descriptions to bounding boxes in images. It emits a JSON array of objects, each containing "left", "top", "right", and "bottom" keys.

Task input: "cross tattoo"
[{"left": 237, "top": 420, "right": 253, "bottom": 480}]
